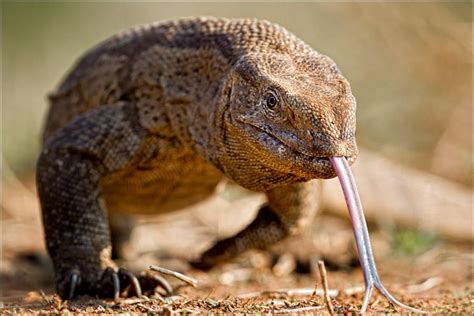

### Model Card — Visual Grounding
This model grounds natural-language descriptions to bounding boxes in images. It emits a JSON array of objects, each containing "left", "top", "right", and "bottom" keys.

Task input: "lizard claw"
[
  {"left": 119, "top": 268, "right": 142, "bottom": 297},
  {"left": 67, "top": 269, "right": 81, "bottom": 300},
  {"left": 97, "top": 267, "right": 121, "bottom": 300},
  {"left": 58, "top": 266, "right": 175, "bottom": 299},
  {"left": 138, "top": 272, "right": 173, "bottom": 296},
  {"left": 150, "top": 273, "right": 173, "bottom": 295}
]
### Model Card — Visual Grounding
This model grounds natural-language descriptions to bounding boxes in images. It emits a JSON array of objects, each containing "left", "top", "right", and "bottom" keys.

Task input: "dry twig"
[
  {"left": 370, "top": 298, "right": 380, "bottom": 310},
  {"left": 407, "top": 277, "right": 443, "bottom": 294},
  {"left": 237, "top": 286, "right": 364, "bottom": 299},
  {"left": 136, "top": 303, "right": 156, "bottom": 313},
  {"left": 39, "top": 290, "right": 54, "bottom": 306},
  {"left": 318, "top": 260, "right": 335, "bottom": 315},
  {"left": 149, "top": 265, "right": 198, "bottom": 287},
  {"left": 277, "top": 306, "right": 325, "bottom": 313}
]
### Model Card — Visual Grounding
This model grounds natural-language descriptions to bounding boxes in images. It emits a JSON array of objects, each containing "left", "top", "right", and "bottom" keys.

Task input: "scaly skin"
[{"left": 38, "top": 17, "right": 357, "bottom": 299}]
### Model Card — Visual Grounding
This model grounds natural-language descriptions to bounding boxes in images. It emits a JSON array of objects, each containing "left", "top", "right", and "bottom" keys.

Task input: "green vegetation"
[{"left": 389, "top": 225, "right": 438, "bottom": 256}]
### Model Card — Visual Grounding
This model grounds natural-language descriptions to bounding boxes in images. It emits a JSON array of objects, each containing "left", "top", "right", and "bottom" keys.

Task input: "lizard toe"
[
  {"left": 138, "top": 272, "right": 173, "bottom": 296},
  {"left": 65, "top": 267, "right": 175, "bottom": 299},
  {"left": 118, "top": 268, "right": 142, "bottom": 297},
  {"left": 57, "top": 269, "right": 82, "bottom": 300},
  {"left": 96, "top": 267, "right": 121, "bottom": 300}
]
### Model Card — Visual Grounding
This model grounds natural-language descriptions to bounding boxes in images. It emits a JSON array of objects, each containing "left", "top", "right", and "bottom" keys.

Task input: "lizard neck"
[
  {"left": 186, "top": 77, "right": 231, "bottom": 162},
  {"left": 164, "top": 70, "right": 231, "bottom": 162},
  {"left": 150, "top": 46, "right": 233, "bottom": 159}
]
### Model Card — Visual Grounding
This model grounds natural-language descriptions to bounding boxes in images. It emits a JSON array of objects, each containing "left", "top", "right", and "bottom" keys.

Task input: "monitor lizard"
[{"left": 38, "top": 17, "right": 359, "bottom": 300}]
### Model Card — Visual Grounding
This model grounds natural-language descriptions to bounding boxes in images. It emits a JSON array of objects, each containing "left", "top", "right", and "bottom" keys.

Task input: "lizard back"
[
  {"left": 41, "top": 17, "right": 335, "bottom": 212},
  {"left": 43, "top": 17, "right": 313, "bottom": 143}
]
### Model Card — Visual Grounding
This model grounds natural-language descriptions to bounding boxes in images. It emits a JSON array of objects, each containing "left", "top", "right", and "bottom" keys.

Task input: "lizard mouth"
[{"left": 242, "top": 123, "right": 350, "bottom": 179}]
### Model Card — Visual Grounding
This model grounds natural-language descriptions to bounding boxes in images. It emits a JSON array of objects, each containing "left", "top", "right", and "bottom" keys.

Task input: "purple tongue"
[{"left": 329, "top": 157, "right": 423, "bottom": 314}]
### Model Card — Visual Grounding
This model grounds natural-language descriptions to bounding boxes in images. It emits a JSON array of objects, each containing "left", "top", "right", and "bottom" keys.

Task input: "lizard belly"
[{"left": 102, "top": 155, "right": 224, "bottom": 214}]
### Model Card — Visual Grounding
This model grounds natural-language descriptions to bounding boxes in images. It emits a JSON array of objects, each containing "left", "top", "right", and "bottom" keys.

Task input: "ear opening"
[{"left": 232, "top": 54, "right": 262, "bottom": 82}]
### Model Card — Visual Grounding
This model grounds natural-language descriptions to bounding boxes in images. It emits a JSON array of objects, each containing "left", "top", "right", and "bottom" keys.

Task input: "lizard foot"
[
  {"left": 137, "top": 271, "right": 173, "bottom": 296},
  {"left": 189, "top": 236, "right": 241, "bottom": 271},
  {"left": 60, "top": 267, "right": 173, "bottom": 300},
  {"left": 189, "top": 257, "right": 215, "bottom": 271}
]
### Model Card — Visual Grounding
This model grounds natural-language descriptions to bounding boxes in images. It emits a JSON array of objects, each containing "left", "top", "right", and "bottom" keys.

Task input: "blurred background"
[
  {"left": 2, "top": 1, "right": 471, "bottom": 183},
  {"left": 0, "top": 2, "right": 472, "bottom": 311}
]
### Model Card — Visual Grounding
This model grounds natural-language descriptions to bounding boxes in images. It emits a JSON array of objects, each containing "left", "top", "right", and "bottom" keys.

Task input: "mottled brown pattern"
[{"left": 38, "top": 17, "right": 357, "bottom": 298}]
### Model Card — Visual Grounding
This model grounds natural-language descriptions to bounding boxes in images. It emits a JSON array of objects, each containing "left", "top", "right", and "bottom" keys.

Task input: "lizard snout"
[
  {"left": 326, "top": 141, "right": 358, "bottom": 166},
  {"left": 300, "top": 128, "right": 357, "bottom": 159}
]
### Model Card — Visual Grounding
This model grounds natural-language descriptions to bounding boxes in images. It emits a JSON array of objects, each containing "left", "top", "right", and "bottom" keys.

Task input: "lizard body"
[{"left": 38, "top": 17, "right": 357, "bottom": 298}]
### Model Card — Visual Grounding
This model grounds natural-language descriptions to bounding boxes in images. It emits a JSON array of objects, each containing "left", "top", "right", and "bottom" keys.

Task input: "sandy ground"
[{"left": 1, "top": 178, "right": 472, "bottom": 313}]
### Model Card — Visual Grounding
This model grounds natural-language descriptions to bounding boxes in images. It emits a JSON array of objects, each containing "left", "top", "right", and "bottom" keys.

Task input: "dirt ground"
[{"left": 1, "top": 178, "right": 473, "bottom": 314}]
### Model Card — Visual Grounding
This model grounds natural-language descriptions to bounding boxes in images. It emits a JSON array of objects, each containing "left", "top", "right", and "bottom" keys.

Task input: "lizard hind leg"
[{"left": 191, "top": 181, "right": 321, "bottom": 270}]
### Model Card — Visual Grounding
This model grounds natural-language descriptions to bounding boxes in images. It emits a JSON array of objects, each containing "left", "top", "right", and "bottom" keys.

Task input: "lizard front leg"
[
  {"left": 37, "top": 102, "right": 160, "bottom": 299},
  {"left": 192, "top": 181, "right": 321, "bottom": 269}
]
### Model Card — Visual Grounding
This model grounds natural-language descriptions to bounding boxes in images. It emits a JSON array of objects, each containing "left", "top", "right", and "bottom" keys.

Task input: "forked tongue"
[{"left": 329, "top": 157, "right": 424, "bottom": 314}]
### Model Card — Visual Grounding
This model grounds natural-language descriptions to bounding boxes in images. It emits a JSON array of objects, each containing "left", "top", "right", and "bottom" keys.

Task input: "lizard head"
[{"left": 220, "top": 52, "right": 357, "bottom": 183}]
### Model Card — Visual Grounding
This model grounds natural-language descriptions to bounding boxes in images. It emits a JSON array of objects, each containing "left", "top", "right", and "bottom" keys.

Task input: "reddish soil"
[{"left": 1, "top": 179, "right": 472, "bottom": 313}]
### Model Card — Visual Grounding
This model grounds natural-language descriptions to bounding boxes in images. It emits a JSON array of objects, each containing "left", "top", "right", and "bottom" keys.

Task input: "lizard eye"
[{"left": 265, "top": 91, "right": 279, "bottom": 110}]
